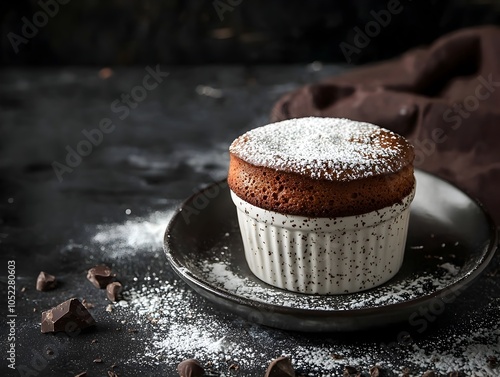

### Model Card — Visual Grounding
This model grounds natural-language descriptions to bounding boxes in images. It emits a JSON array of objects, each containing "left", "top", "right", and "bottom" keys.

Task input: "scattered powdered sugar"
[
  {"left": 229, "top": 117, "right": 412, "bottom": 181},
  {"left": 439, "top": 262, "right": 461, "bottom": 276},
  {"left": 114, "top": 275, "right": 262, "bottom": 371},
  {"left": 196, "top": 255, "right": 463, "bottom": 311},
  {"left": 410, "top": 245, "right": 424, "bottom": 250},
  {"left": 280, "top": 300, "right": 500, "bottom": 376},
  {"left": 289, "top": 305, "right": 500, "bottom": 376},
  {"left": 111, "top": 271, "right": 499, "bottom": 376},
  {"left": 292, "top": 344, "right": 385, "bottom": 374},
  {"left": 85, "top": 208, "right": 498, "bottom": 375},
  {"left": 402, "top": 301, "right": 500, "bottom": 376},
  {"left": 91, "top": 210, "right": 174, "bottom": 259}
]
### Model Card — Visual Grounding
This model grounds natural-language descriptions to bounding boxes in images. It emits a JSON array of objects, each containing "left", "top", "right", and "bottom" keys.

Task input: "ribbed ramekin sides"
[{"left": 230, "top": 188, "right": 415, "bottom": 295}]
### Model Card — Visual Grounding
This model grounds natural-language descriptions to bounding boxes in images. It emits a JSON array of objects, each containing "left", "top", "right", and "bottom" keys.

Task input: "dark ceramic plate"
[{"left": 164, "top": 170, "right": 497, "bottom": 332}]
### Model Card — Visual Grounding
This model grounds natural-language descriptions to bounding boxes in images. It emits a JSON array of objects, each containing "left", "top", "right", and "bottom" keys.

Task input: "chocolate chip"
[
  {"left": 422, "top": 372, "right": 436, "bottom": 377},
  {"left": 36, "top": 271, "right": 57, "bottom": 291},
  {"left": 106, "top": 282, "right": 123, "bottom": 302},
  {"left": 177, "top": 358, "right": 204, "bottom": 377},
  {"left": 41, "top": 298, "right": 96, "bottom": 334},
  {"left": 264, "top": 357, "right": 295, "bottom": 377},
  {"left": 81, "top": 299, "right": 95, "bottom": 309},
  {"left": 488, "top": 355, "right": 498, "bottom": 367},
  {"left": 343, "top": 366, "right": 358, "bottom": 377},
  {"left": 87, "top": 265, "right": 116, "bottom": 289},
  {"left": 370, "top": 365, "right": 381, "bottom": 377}
]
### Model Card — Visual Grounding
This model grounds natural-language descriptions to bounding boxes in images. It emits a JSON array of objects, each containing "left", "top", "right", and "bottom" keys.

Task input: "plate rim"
[{"left": 163, "top": 169, "right": 498, "bottom": 319}]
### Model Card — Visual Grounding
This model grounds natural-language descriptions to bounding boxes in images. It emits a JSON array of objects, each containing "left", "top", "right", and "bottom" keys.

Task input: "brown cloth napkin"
[{"left": 271, "top": 26, "right": 500, "bottom": 226}]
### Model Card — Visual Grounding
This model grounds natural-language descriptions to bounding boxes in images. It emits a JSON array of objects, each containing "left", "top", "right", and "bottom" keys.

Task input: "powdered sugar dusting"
[
  {"left": 79, "top": 196, "right": 497, "bottom": 375},
  {"left": 114, "top": 275, "right": 261, "bottom": 370},
  {"left": 290, "top": 306, "right": 500, "bottom": 376},
  {"left": 110, "top": 271, "right": 499, "bottom": 376},
  {"left": 197, "top": 256, "right": 462, "bottom": 311},
  {"left": 439, "top": 262, "right": 460, "bottom": 276},
  {"left": 92, "top": 210, "right": 498, "bottom": 376},
  {"left": 91, "top": 210, "right": 174, "bottom": 259},
  {"left": 229, "top": 117, "right": 412, "bottom": 181}
]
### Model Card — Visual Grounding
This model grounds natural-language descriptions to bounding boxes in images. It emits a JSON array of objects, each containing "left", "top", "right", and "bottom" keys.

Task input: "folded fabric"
[{"left": 271, "top": 26, "right": 500, "bottom": 225}]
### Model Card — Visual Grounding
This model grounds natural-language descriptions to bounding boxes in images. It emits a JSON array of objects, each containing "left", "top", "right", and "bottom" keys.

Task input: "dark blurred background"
[{"left": 2, "top": 0, "right": 500, "bottom": 66}]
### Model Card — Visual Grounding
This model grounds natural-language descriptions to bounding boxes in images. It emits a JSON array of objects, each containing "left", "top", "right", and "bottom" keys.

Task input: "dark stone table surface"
[{"left": 0, "top": 66, "right": 498, "bottom": 377}]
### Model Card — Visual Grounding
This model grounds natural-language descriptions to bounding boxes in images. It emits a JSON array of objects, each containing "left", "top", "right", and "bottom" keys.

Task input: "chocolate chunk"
[
  {"left": 488, "top": 355, "right": 498, "bottom": 367},
  {"left": 106, "top": 282, "right": 123, "bottom": 302},
  {"left": 370, "top": 365, "right": 381, "bottom": 377},
  {"left": 81, "top": 299, "right": 95, "bottom": 309},
  {"left": 343, "top": 366, "right": 358, "bottom": 377},
  {"left": 36, "top": 271, "right": 57, "bottom": 291},
  {"left": 177, "top": 358, "right": 204, "bottom": 377},
  {"left": 264, "top": 357, "right": 295, "bottom": 377},
  {"left": 41, "top": 298, "right": 96, "bottom": 334},
  {"left": 87, "top": 265, "right": 116, "bottom": 289},
  {"left": 422, "top": 371, "right": 436, "bottom": 377}
]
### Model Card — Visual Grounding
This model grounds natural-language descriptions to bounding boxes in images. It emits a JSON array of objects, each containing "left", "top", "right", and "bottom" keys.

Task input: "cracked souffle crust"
[{"left": 228, "top": 117, "right": 415, "bottom": 217}]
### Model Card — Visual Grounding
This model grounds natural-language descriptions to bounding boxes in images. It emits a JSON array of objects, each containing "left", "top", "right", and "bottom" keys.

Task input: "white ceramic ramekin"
[{"left": 231, "top": 188, "right": 415, "bottom": 295}]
